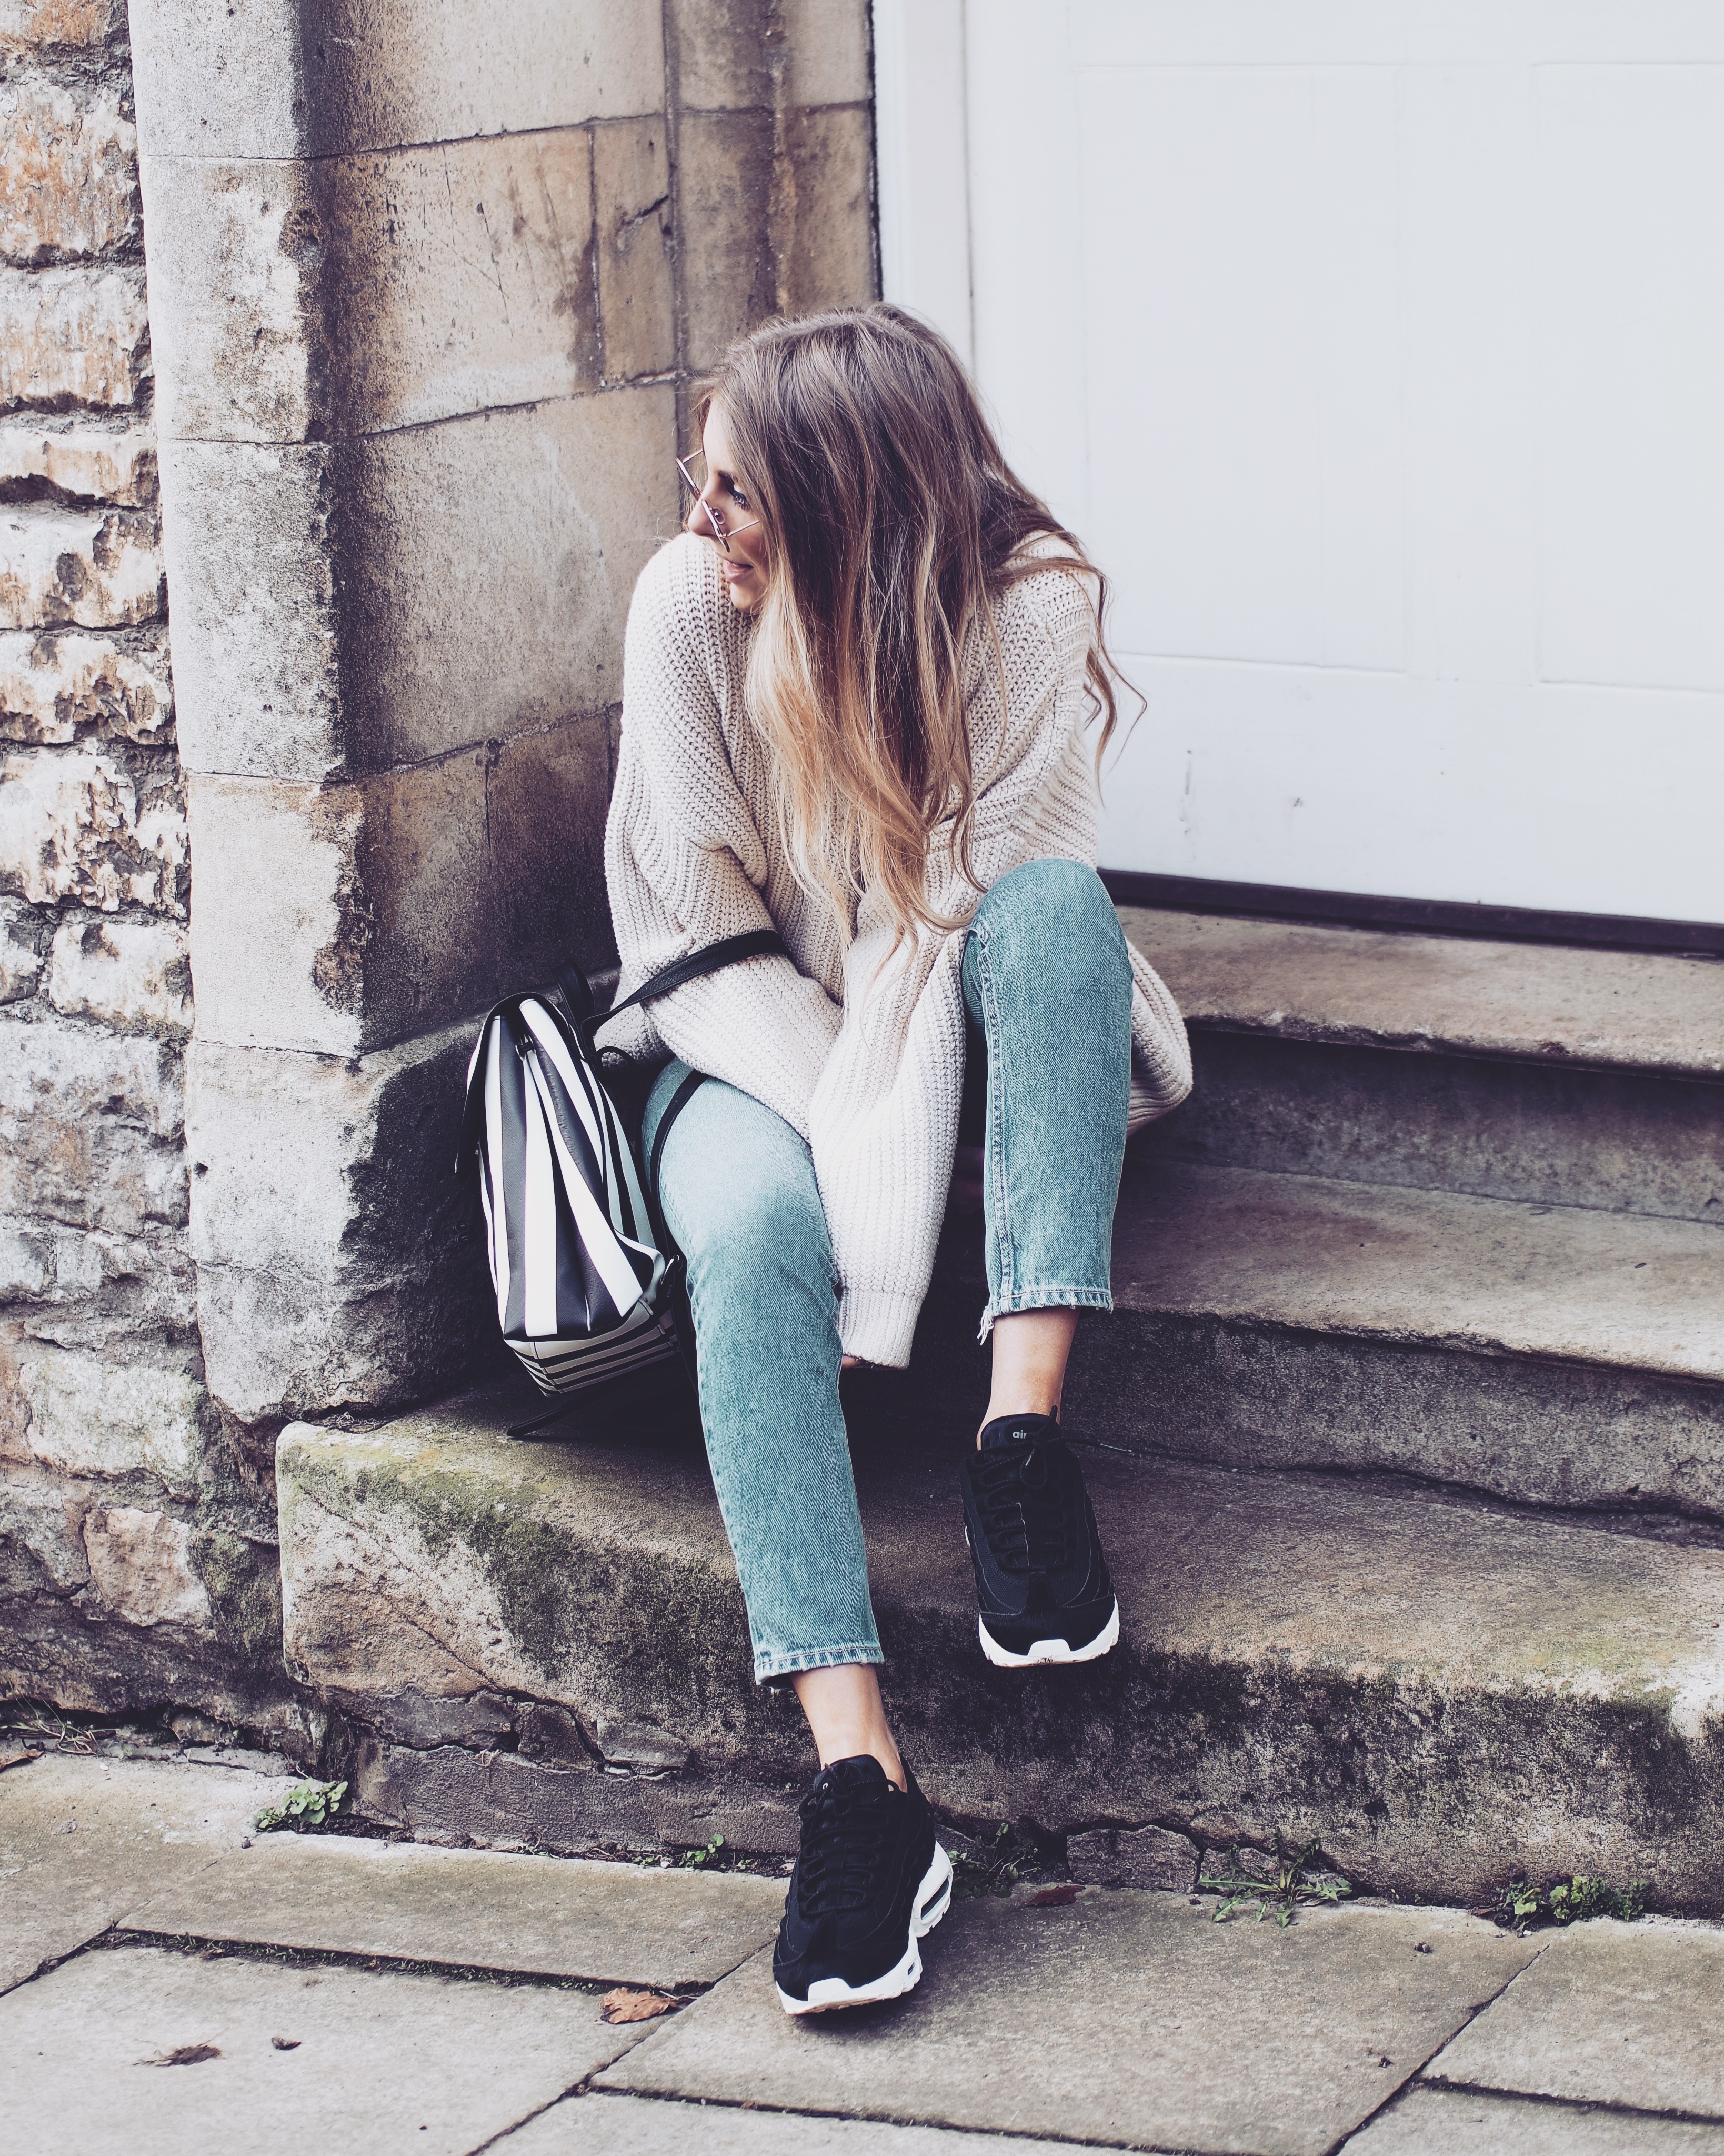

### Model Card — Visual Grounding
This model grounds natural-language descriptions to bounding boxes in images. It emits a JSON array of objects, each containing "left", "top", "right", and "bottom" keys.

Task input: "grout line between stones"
[
  {"left": 1402, "top": 2075, "right": 1724, "bottom": 2133},
  {"left": 1319, "top": 1932, "right": 1557, "bottom": 2154},
  {"left": 135, "top": 103, "right": 873, "bottom": 173},
  {"left": 84, "top": 1923, "right": 698, "bottom": 1997}
]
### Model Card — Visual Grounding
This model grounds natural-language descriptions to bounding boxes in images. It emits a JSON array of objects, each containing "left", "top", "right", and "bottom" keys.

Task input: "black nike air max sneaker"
[
  {"left": 773, "top": 1755, "right": 954, "bottom": 2015},
  {"left": 960, "top": 1412, "right": 1120, "bottom": 1667}
]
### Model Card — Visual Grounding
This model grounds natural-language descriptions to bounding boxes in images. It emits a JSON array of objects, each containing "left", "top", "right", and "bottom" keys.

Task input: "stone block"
[
  {"left": 16, "top": 1339, "right": 206, "bottom": 1490},
  {"left": 594, "top": 120, "right": 674, "bottom": 382},
  {"left": 334, "top": 393, "right": 671, "bottom": 771},
  {"left": 0, "top": 79, "right": 138, "bottom": 265},
  {"left": 0, "top": 1012, "right": 186, "bottom": 1233},
  {"left": 671, "top": 0, "right": 777, "bottom": 111},
  {"left": 163, "top": 393, "right": 674, "bottom": 780},
  {"left": 673, "top": 0, "right": 870, "bottom": 112},
  {"left": 183, "top": 772, "right": 367, "bottom": 1055},
  {"left": 677, "top": 111, "right": 777, "bottom": 371},
  {"left": 188, "top": 714, "right": 612, "bottom": 1057},
  {"left": 0, "top": 1466, "right": 92, "bottom": 1594},
  {"left": 1067, "top": 1823, "right": 1201, "bottom": 1893},
  {"left": 0, "top": 892, "right": 46, "bottom": 998},
  {"left": 145, "top": 132, "right": 599, "bottom": 443},
  {"left": 129, "top": 0, "right": 664, "bottom": 161},
  {"left": 0, "top": 743, "right": 187, "bottom": 913},
  {"left": 47, "top": 913, "right": 191, "bottom": 1035},
  {"left": 0, "top": 628, "right": 173, "bottom": 744},
  {"left": 0, "top": 506, "right": 162, "bottom": 630},
  {"left": 778, "top": 103, "right": 876, "bottom": 316},
  {"left": 352, "top": 1739, "right": 804, "bottom": 1862},
  {"left": 782, "top": 0, "right": 872, "bottom": 108},
  {"left": 156, "top": 440, "right": 342, "bottom": 778},
  {"left": 0, "top": 421, "right": 156, "bottom": 505},
  {"left": 82, "top": 1504, "right": 215, "bottom": 1632},
  {"left": 184, "top": 1020, "right": 492, "bottom": 1422},
  {"left": 0, "top": 265, "right": 149, "bottom": 409},
  {"left": 677, "top": 102, "right": 874, "bottom": 370},
  {"left": 0, "top": 0, "right": 124, "bottom": 59},
  {"left": 0, "top": 1214, "right": 196, "bottom": 1333}
]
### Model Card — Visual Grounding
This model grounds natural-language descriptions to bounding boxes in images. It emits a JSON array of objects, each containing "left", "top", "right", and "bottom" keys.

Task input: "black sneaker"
[
  {"left": 960, "top": 1413, "right": 1120, "bottom": 1668},
  {"left": 772, "top": 1755, "right": 954, "bottom": 2015}
]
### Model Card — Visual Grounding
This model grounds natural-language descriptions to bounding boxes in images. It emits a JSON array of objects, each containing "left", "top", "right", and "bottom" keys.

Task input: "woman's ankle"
[{"left": 790, "top": 1664, "right": 906, "bottom": 1791}]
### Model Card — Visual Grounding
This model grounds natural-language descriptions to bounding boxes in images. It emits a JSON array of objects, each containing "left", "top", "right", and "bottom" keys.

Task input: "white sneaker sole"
[
  {"left": 776, "top": 1840, "right": 954, "bottom": 2016},
  {"left": 978, "top": 1598, "right": 1120, "bottom": 1669}
]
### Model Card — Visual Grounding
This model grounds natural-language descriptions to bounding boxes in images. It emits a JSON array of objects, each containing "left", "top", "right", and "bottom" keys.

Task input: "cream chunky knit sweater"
[{"left": 603, "top": 533, "right": 1191, "bottom": 1368}]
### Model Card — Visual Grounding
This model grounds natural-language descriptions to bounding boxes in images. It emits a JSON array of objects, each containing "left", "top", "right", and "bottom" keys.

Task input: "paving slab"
[
  {"left": 598, "top": 1895, "right": 1538, "bottom": 2156},
  {"left": 0, "top": 1940, "right": 632, "bottom": 2156},
  {"left": 1119, "top": 909, "right": 1724, "bottom": 1077},
  {"left": 507, "top": 2089, "right": 1085, "bottom": 2153},
  {"left": 1426, "top": 1919, "right": 1724, "bottom": 2119},
  {"left": 1348, "top": 2083, "right": 1724, "bottom": 2153},
  {"left": 119, "top": 1832, "right": 783, "bottom": 1989},
  {"left": 0, "top": 1752, "right": 298, "bottom": 1995}
]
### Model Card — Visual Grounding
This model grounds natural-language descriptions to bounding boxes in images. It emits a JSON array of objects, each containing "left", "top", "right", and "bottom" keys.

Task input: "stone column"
[
  {"left": 127, "top": 2, "right": 681, "bottom": 1430},
  {"left": 125, "top": 0, "right": 876, "bottom": 1443}
]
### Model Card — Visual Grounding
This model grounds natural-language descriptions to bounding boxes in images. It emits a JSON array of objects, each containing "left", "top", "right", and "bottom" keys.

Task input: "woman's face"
[{"left": 690, "top": 401, "right": 769, "bottom": 611}]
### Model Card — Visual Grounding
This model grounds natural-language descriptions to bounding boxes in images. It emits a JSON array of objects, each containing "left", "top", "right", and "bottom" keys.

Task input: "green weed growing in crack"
[
  {"left": 675, "top": 1832, "right": 726, "bottom": 1869},
  {"left": 255, "top": 1780, "right": 348, "bottom": 1834},
  {"left": 948, "top": 1823, "right": 1045, "bottom": 1901},
  {"left": 1199, "top": 1834, "right": 1353, "bottom": 1928},
  {"left": 1490, "top": 1875, "right": 1648, "bottom": 1932}
]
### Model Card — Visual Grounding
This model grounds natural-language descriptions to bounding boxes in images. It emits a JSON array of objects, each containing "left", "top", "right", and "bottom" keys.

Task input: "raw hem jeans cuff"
[
  {"left": 977, "top": 1286, "right": 1113, "bottom": 1344},
  {"left": 755, "top": 1642, "right": 885, "bottom": 1688}
]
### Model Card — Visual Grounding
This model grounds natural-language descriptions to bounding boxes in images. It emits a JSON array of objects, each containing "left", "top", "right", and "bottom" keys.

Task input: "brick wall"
[
  {"left": 0, "top": 0, "right": 294, "bottom": 1733},
  {"left": 2, "top": 0, "right": 875, "bottom": 1740}
]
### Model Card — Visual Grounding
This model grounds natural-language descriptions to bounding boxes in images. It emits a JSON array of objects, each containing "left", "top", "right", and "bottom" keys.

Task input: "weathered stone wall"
[
  {"left": 2, "top": 0, "right": 874, "bottom": 1736},
  {"left": 0, "top": 0, "right": 294, "bottom": 1732}
]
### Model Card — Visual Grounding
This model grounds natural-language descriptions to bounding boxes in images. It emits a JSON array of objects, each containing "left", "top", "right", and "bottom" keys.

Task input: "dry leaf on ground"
[
  {"left": 0, "top": 1749, "right": 40, "bottom": 1773},
  {"left": 599, "top": 1988, "right": 677, "bottom": 2025},
  {"left": 139, "top": 2044, "right": 222, "bottom": 2067}
]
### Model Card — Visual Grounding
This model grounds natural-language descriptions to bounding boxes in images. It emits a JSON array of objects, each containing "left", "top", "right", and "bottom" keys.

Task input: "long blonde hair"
[{"left": 697, "top": 304, "right": 1128, "bottom": 946}]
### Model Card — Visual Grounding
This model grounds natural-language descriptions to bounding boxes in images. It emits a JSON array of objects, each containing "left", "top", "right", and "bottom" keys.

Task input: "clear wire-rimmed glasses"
[{"left": 677, "top": 450, "right": 762, "bottom": 554}]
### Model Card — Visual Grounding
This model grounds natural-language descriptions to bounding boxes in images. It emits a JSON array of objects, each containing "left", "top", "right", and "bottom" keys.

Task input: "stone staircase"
[{"left": 276, "top": 910, "right": 1724, "bottom": 1910}]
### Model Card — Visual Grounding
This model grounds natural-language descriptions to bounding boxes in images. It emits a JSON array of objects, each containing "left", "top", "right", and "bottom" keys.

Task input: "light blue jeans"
[{"left": 643, "top": 858, "right": 1134, "bottom": 1682}]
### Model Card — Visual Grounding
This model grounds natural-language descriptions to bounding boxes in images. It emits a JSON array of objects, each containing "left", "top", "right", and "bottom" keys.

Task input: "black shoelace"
[
  {"left": 973, "top": 1439, "right": 1078, "bottom": 1574},
  {"left": 796, "top": 1774, "right": 897, "bottom": 1918}
]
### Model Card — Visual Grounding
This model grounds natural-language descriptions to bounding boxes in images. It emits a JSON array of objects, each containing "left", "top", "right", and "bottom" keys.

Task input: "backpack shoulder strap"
[
  {"left": 582, "top": 929, "right": 788, "bottom": 1050},
  {"left": 599, "top": 929, "right": 787, "bottom": 1029}
]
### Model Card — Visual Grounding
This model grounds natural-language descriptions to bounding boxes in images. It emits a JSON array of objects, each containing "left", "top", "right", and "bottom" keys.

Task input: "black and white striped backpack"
[{"left": 457, "top": 931, "right": 784, "bottom": 1431}]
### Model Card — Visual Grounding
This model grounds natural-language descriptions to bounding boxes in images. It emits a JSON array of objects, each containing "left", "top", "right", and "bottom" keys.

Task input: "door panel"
[{"left": 878, "top": 1, "right": 1724, "bottom": 921}]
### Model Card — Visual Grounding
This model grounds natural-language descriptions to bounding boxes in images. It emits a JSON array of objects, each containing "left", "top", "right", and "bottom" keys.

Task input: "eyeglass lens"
[{"left": 677, "top": 452, "right": 731, "bottom": 552}]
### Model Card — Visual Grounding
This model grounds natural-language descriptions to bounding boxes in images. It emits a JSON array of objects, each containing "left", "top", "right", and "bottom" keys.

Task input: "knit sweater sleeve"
[{"left": 602, "top": 540, "right": 842, "bottom": 1136}]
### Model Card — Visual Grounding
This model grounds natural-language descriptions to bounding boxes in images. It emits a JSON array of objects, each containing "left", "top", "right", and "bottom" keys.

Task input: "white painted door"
[{"left": 875, "top": 1, "right": 1724, "bottom": 923}]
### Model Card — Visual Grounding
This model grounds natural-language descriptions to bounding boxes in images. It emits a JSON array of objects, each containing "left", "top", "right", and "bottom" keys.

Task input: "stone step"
[
  {"left": 1120, "top": 909, "right": 1724, "bottom": 1220},
  {"left": 908, "top": 1154, "right": 1724, "bottom": 1522},
  {"left": 276, "top": 1388, "right": 1724, "bottom": 1911}
]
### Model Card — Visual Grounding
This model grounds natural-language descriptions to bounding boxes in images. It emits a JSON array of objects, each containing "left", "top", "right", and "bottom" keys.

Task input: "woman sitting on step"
[{"left": 602, "top": 303, "right": 1191, "bottom": 2014}]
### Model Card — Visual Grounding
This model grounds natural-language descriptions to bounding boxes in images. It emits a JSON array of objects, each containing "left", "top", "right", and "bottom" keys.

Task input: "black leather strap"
[{"left": 597, "top": 928, "right": 788, "bottom": 1033}]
